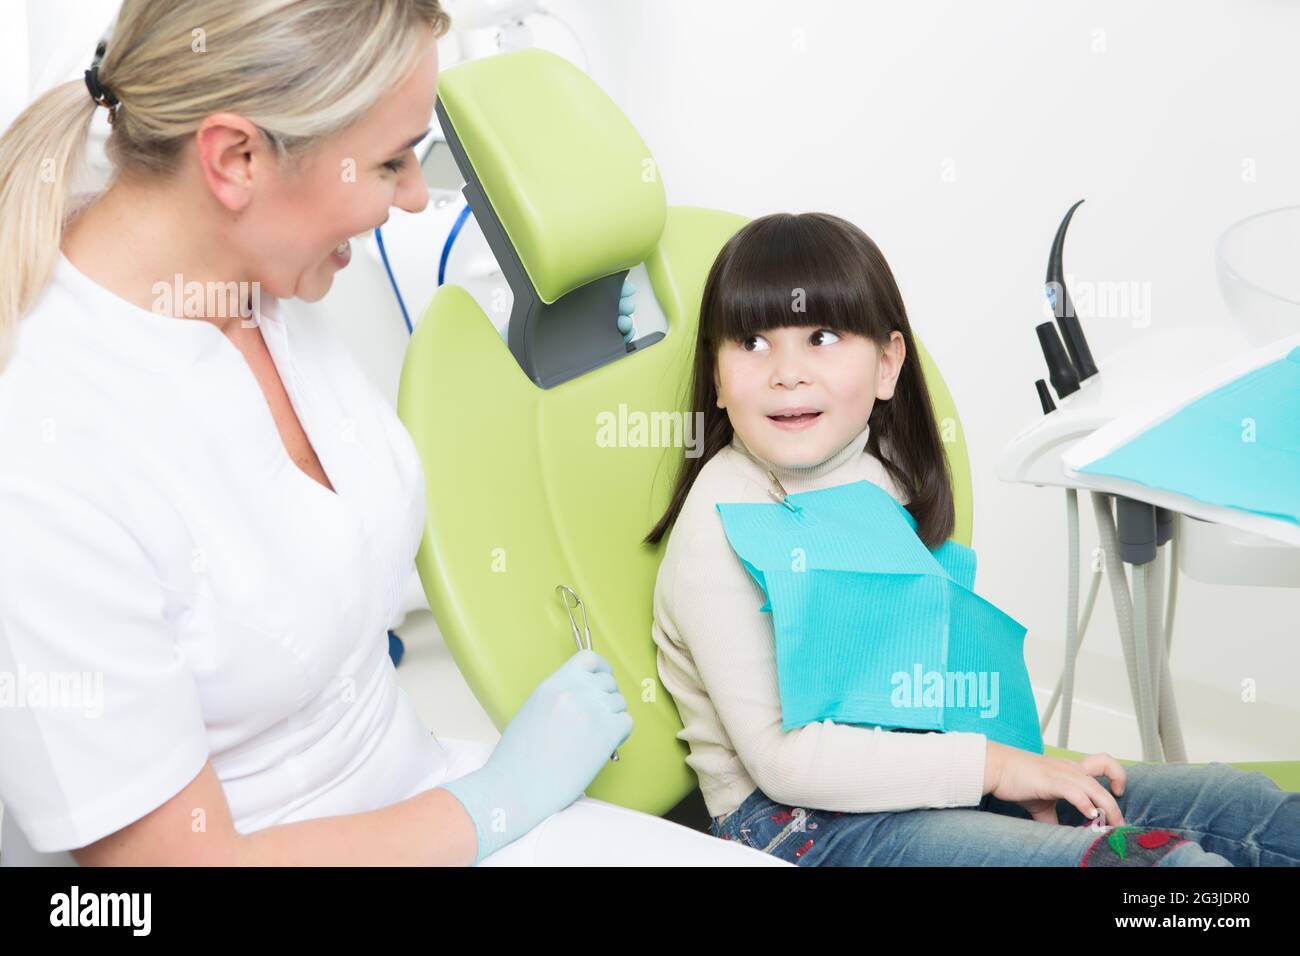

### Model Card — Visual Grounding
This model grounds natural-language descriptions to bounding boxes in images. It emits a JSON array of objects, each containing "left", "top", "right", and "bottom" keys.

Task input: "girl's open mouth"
[{"left": 768, "top": 410, "right": 822, "bottom": 430}]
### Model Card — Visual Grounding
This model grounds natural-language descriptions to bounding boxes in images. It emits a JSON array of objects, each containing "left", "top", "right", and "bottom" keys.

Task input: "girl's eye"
[
  {"left": 741, "top": 334, "right": 770, "bottom": 352},
  {"left": 383, "top": 156, "right": 408, "bottom": 174},
  {"left": 811, "top": 328, "right": 841, "bottom": 346}
]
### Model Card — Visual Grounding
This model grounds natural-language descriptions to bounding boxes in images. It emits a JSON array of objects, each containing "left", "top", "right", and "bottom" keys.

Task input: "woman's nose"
[{"left": 395, "top": 159, "right": 430, "bottom": 214}]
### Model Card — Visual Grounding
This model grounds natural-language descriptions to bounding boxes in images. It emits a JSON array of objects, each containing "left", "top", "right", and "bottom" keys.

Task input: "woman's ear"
[
  {"left": 193, "top": 112, "right": 269, "bottom": 214},
  {"left": 713, "top": 364, "right": 725, "bottom": 409},
  {"left": 875, "top": 331, "right": 906, "bottom": 401}
]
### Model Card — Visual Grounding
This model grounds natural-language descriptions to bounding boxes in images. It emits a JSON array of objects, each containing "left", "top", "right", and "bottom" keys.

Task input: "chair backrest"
[{"left": 398, "top": 49, "right": 974, "bottom": 815}]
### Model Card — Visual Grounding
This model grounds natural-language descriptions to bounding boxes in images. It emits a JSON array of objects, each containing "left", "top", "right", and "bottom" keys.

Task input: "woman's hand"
[
  {"left": 493, "top": 648, "right": 632, "bottom": 791},
  {"left": 984, "top": 740, "right": 1127, "bottom": 827},
  {"left": 439, "top": 649, "right": 633, "bottom": 863}
]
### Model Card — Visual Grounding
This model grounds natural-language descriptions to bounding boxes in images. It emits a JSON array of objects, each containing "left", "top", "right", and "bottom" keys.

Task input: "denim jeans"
[{"left": 710, "top": 761, "right": 1300, "bottom": 866}]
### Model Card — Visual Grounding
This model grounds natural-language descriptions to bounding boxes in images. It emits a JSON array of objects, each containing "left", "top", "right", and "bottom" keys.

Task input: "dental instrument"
[
  {"left": 1001, "top": 201, "right": 1300, "bottom": 764},
  {"left": 556, "top": 584, "right": 620, "bottom": 761}
]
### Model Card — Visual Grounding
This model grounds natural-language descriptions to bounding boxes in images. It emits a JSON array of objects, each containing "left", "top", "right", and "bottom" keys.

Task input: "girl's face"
[{"left": 713, "top": 325, "right": 905, "bottom": 468}]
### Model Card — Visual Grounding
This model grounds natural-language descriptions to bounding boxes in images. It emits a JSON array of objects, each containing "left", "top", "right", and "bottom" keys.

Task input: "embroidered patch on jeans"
[
  {"left": 747, "top": 807, "right": 812, "bottom": 855},
  {"left": 1080, "top": 827, "right": 1189, "bottom": 867}
]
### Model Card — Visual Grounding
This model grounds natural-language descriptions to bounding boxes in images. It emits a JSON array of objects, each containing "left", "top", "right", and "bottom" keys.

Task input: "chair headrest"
[{"left": 436, "top": 48, "right": 667, "bottom": 304}]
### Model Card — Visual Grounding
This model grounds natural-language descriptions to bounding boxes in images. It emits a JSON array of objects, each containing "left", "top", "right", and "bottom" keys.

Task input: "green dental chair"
[{"left": 397, "top": 48, "right": 1300, "bottom": 833}]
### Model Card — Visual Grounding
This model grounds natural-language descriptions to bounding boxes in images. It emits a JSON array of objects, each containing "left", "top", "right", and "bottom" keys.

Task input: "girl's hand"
[{"left": 984, "top": 740, "right": 1127, "bottom": 827}]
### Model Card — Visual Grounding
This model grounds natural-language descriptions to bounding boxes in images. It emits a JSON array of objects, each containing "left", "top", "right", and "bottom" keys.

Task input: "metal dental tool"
[{"left": 555, "top": 584, "right": 620, "bottom": 762}]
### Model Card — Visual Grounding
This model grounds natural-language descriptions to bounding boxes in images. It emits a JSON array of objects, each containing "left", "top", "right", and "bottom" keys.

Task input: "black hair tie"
[{"left": 84, "top": 40, "right": 119, "bottom": 122}]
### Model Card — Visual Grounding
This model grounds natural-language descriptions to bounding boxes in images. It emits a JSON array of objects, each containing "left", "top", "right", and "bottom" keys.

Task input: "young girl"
[{"left": 646, "top": 211, "right": 1299, "bottom": 867}]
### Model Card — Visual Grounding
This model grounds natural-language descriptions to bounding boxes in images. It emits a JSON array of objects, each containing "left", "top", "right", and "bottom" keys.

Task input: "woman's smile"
[
  {"left": 331, "top": 231, "right": 376, "bottom": 269},
  {"left": 331, "top": 238, "right": 352, "bottom": 267}
]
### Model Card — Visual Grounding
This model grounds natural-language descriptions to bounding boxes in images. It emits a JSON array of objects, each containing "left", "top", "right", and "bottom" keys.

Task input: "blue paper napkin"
[
  {"left": 716, "top": 480, "right": 1043, "bottom": 753},
  {"left": 1078, "top": 345, "right": 1300, "bottom": 526}
]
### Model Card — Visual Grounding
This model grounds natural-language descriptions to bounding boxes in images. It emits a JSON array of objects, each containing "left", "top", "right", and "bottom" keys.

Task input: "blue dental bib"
[{"left": 716, "top": 480, "right": 1043, "bottom": 753}]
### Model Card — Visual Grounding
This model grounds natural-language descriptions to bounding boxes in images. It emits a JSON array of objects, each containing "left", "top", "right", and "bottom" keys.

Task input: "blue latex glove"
[
  {"left": 617, "top": 277, "right": 636, "bottom": 343},
  {"left": 438, "top": 649, "right": 632, "bottom": 864}
]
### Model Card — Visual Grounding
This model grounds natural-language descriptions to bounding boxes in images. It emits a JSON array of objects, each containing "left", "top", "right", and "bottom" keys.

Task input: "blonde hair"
[{"left": 0, "top": 0, "right": 452, "bottom": 373}]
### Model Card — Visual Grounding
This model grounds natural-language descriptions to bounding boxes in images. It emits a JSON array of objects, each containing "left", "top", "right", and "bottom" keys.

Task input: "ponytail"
[
  {"left": 0, "top": 80, "right": 100, "bottom": 372},
  {"left": 0, "top": 0, "right": 453, "bottom": 375}
]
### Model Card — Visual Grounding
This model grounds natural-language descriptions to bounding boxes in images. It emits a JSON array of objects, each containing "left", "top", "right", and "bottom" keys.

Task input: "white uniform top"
[{"left": 0, "top": 253, "right": 450, "bottom": 865}]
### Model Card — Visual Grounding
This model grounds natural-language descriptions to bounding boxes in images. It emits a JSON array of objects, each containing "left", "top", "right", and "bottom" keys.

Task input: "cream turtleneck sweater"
[{"left": 651, "top": 419, "right": 989, "bottom": 822}]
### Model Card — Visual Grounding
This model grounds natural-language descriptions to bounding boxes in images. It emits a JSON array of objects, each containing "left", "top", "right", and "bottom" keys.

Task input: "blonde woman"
[{"left": 0, "top": 0, "right": 787, "bottom": 868}]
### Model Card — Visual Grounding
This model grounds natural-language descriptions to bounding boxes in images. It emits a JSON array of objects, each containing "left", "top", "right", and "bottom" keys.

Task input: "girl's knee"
[{"left": 1157, "top": 839, "right": 1234, "bottom": 867}]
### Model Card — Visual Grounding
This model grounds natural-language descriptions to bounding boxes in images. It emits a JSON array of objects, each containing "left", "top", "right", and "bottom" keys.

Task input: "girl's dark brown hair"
[{"left": 644, "top": 211, "right": 955, "bottom": 549}]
